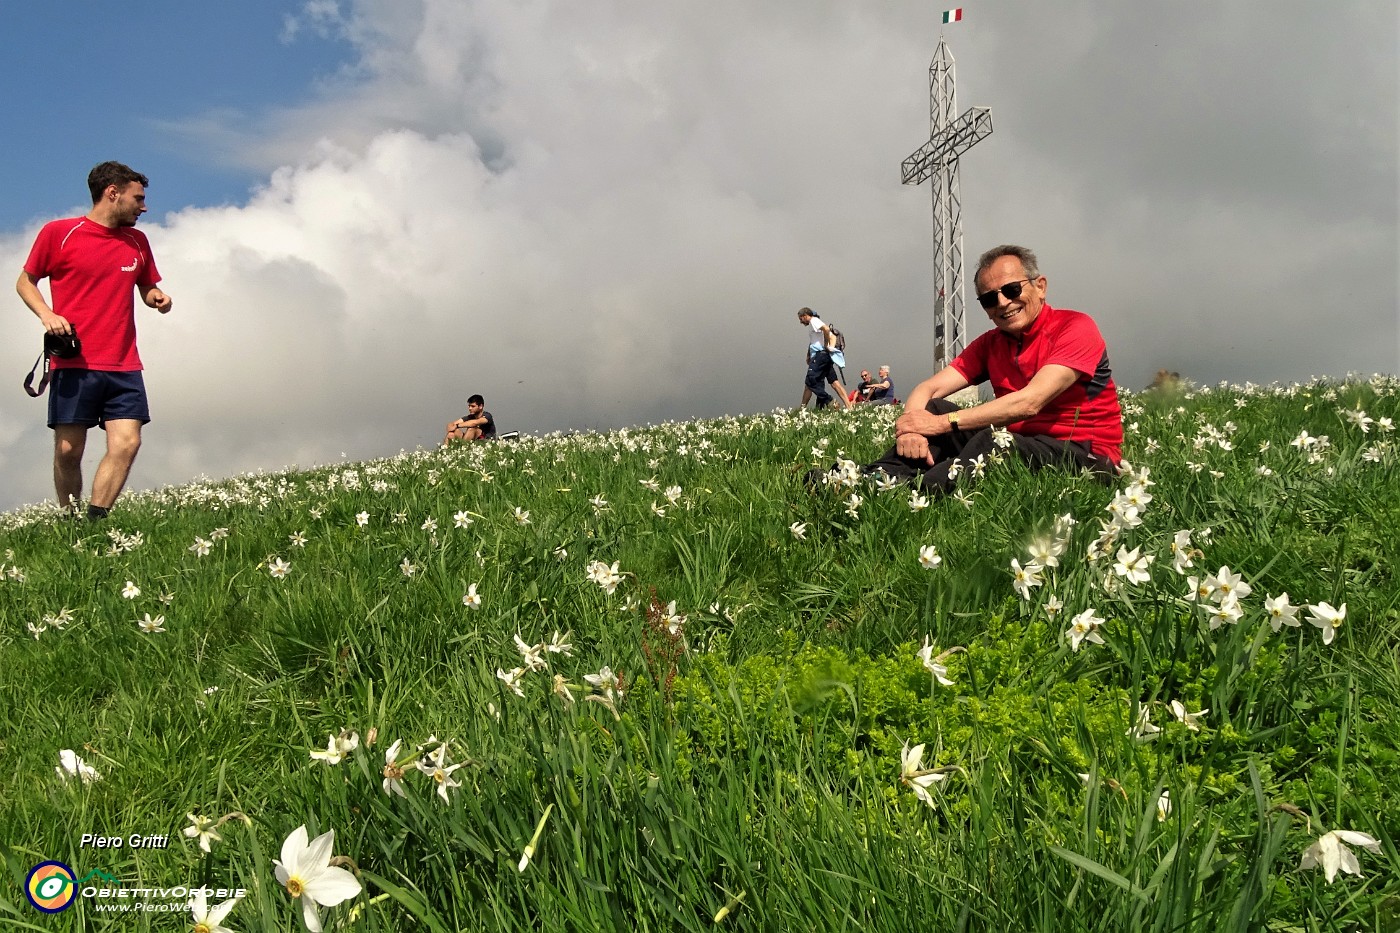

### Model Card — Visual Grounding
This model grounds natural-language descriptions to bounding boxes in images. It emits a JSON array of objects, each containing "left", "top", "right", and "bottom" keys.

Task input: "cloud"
[{"left": 2, "top": 0, "right": 1395, "bottom": 512}]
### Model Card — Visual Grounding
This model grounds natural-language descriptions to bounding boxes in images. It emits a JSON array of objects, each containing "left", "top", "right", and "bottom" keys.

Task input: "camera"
[{"left": 45, "top": 329, "right": 81, "bottom": 359}]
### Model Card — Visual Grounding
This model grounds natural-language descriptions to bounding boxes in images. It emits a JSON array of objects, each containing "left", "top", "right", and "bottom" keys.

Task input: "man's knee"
[
  {"left": 105, "top": 424, "right": 143, "bottom": 462},
  {"left": 924, "top": 398, "right": 961, "bottom": 416},
  {"left": 53, "top": 429, "right": 87, "bottom": 466}
]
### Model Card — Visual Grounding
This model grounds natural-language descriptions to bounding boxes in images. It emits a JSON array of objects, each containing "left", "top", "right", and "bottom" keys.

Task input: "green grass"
[{"left": 1, "top": 376, "right": 1397, "bottom": 931}]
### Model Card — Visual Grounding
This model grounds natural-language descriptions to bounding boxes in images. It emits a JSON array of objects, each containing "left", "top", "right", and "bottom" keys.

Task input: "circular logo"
[{"left": 25, "top": 861, "right": 77, "bottom": 913}]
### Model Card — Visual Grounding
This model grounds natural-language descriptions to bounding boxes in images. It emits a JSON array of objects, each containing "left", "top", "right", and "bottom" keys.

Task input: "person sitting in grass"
[
  {"left": 850, "top": 244, "right": 1123, "bottom": 492},
  {"left": 443, "top": 394, "right": 496, "bottom": 445},
  {"left": 862, "top": 365, "right": 895, "bottom": 405}
]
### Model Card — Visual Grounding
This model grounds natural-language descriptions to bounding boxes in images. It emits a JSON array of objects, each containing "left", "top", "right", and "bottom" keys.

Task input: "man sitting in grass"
[
  {"left": 852, "top": 244, "right": 1123, "bottom": 492},
  {"left": 443, "top": 394, "right": 497, "bottom": 445}
]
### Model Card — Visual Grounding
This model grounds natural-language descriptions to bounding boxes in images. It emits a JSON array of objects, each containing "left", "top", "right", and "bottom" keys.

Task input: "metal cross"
[{"left": 902, "top": 38, "right": 992, "bottom": 368}]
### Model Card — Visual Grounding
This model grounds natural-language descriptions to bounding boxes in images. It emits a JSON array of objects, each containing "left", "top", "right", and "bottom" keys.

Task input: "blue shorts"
[{"left": 47, "top": 369, "right": 151, "bottom": 429}]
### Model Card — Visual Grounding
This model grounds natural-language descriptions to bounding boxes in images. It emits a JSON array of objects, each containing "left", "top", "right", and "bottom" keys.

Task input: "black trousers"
[{"left": 864, "top": 398, "right": 1117, "bottom": 493}]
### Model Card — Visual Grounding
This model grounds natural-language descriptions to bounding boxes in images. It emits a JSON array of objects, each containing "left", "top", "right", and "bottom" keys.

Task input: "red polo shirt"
[
  {"left": 949, "top": 303, "right": 1124, "bottom": 463},
  {"left": 23, "top": 217, "right": 161, "bottom": 372}
]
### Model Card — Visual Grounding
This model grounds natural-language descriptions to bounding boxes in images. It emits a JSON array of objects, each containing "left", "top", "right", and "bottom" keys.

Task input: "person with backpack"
[{"left": 796, "top": 307, "right": 853, "bottom": 411}]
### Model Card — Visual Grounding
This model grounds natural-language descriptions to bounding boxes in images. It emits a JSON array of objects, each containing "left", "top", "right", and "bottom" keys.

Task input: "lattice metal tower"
[{"left": 901, "top": 38, "right": 992, "bottom": 367}]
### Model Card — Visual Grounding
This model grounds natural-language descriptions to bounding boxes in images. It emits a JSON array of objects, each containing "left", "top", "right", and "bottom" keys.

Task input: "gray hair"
[{"left": 975, "top": 245, "right": 1040, "bottom": 287}]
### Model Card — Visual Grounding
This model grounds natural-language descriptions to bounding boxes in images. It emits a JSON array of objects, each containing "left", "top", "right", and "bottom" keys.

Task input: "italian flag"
[{"left": 942, "top": 9, "right": 963, "bottom": 23}]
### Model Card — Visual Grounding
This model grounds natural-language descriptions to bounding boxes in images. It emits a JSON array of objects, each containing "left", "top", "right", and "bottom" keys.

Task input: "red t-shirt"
[
  {"left": 24, "top": 217, "right": 161, "bottom": 371},
  {"left": 949, "top": 303, "right": 1124, "bottom": 463}
]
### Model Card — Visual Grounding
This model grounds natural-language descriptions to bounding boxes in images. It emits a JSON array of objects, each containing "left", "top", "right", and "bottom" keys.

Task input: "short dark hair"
[
  {"left": 797, "top": 307, "right": 813, "bottom": 317},
  {"left": 88, "top": 161, "right": 149, "bottom": 204},
  {"left": 467, "top": 394, "right": 485, "bottom": 406}
]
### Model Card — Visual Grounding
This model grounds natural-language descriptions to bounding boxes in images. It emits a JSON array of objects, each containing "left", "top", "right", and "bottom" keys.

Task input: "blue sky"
[
  {"left": 2, "top": 1, "right": 350, "bottom": 227},
  {"left": 1, "top": 1, "right": 1396, "bottom": 513}
]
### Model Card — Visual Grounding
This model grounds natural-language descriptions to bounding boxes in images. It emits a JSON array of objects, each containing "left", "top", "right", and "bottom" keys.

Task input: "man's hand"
[
  {"left": 894, "top": 408, "right": 948, "bottom": 439},
  {"left": 144, "top": 288, "right": 173, "bottom": 313},
  {"left": 40, "top": 311, "right": 73, "bottom": 336},
  {"left": 896, "top": 431, "right": 935, "bottom": 465}
]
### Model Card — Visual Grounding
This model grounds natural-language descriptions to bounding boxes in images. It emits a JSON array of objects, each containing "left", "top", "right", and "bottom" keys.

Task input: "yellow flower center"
[
  {"left": 195, "top": 924, "right": 212, "bottom": 933},
  {"left": 286, "top": 876, "right": 305, "bottom": 898}
]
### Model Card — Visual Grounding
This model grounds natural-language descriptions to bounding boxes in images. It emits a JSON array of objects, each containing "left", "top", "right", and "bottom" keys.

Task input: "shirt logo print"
[{"left": 121, "top": 259, "right": 138, "bottom": 272}]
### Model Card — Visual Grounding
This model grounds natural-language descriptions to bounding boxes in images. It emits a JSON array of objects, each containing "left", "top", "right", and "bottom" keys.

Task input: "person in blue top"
[
  {"left": 863, "top": 365, "right": 896, "bottom": 405},
  {"left": 796, "top": 307, "right": 853, "bottom": 411}
]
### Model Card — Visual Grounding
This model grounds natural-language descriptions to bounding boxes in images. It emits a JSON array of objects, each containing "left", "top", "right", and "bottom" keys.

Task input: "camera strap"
[{"left": 23, "top": 349, "right": 53, "bottom": 398}]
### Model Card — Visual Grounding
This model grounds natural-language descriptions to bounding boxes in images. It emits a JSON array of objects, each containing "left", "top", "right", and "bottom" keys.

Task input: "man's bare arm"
[{"left": 16, "top": 271, "right": 71, "bottom": 335}]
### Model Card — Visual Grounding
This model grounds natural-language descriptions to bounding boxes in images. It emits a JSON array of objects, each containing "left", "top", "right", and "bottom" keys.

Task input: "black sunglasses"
[{"left": 976, "top": 278, "right": 1034, "bottom": 310}]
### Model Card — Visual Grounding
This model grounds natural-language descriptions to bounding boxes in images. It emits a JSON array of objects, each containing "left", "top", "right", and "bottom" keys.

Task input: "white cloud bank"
[{"left": 2, "top": 0, "right": 1395, "bottom": 511}]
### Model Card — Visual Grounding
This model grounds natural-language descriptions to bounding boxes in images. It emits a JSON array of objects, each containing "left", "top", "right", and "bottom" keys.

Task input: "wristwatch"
[{"left": 946, "top": 411, "right": 961, "bottom": 428}]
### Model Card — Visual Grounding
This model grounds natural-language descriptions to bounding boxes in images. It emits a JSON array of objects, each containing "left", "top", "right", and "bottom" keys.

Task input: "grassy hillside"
[{"left": 1, "top": 377, "right": 1397, "bottom": 931}]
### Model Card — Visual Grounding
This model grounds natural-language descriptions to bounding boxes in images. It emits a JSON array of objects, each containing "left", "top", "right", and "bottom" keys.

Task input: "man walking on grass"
[
  {"left": 855, "top": 244, "right": 1122, "bottom": 491},
  {"left": 16, "top": 161, "right": 173, "bottom": 520},
  {"left": 797, "top": 307, "right": 853, "bottom": 411}
]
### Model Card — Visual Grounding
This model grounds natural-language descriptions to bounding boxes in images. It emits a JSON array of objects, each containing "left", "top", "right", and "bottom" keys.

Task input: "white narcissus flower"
[
  {"left": 789, "top": 521, "right": 808, "bottom": 540},
  {"left": 1205, "top": 594, "right": 1244, "bottom": 630},
  {"left": 416, "top": 740, "right": 464, "bottom": 803},
  {"left": 908, "top": 492, "right": 930, "bottom": 512},
  {"left": 1307, "top": 601, "right": 1346, "bottom": 645},
  {"left": 184, "top": 813, "right": 222, "bottom": 853},
  {"left": 381, "top": 740, "right": 408, "bottom": 798},
  {"left": 514, "top": 634, "right": 547, "bottom": 671},
  {"left": 915, "top": 638, "right": 961, "bottom": 687},
  {"left": 56, "top": 749, "right": 101, "bottom": 784},
  {"left": 454, "top": 510, "right": 474, "bottom": 529},
  {"left": 586, "top": 560, "right": 623, "bottom": 595},
  {"left": 190, "top": 537, "right": 213, "bottom": 557},
  {"left": 512, "top": 506, "right": 531, "bottom": 525},
  {"left": 497, "top": 667, "right": 527, "bottom": 698},
  {"left": 399, "top": 558, "right": 417, "bottom": 577},
  {"left": 1112, "top": 546, "right": 1154, "bottom": 585},
  {"left": 1206, "top": 565, "right": 1251, "bottom": 603},
  {"left": 552, "top": 674, "right": 577, "bottom": 707},
  {"left": 122, "top": 580, "right": 141, "bottom": 599},
  {"left": 1010, "top": 559, "right": 1043, "bottom": 600},
  {"left": 1265, "top": 593, "right": 1301, "bottom": 631},
  {"left": 1156, "top": 790, "right": 1172, "bottom": 822},
  {"left": 660, "top": 601, "right": 686, "bottom": 636},
  {"left": 1168, "top": 700, "right": 1209, "bottom": 731},
  {"left": 1300, "top": 829, "right": 1383, "bottom": 883},
  {"left": 1065, "top": 609, "right": 1105, "bottom": 652},
  {"left": 268, "top": 557, "right": 292, "bottom": 579},
  {"left": 462, "top": 584, "right": 482, "bottom": 610},
  {"left": 355, "top": 511, "right": 370, "bottom": 527},
  {"left": 188, "top": 887, "right": 242, "bottom": 933},
  {"left": 273, "top": 825, "right": 362, "bottom": 932},
  {"left": 899, "top": 742, "right": 952, "bottom": 808},
  {"left": 545, "top": 630, "right": 574, "bottom": 656},
  {"left": 309, "top": 731, "right": 359, "bottom": 766},
  {"left": 1026, "top": 537, "right": 1062, "bottom": 569},
  {"left": 1127, "top": 706, "right": 1161, "bottom": 742},
  {"left": 136, "top": 613, "right": 167, "bottom": 634},
  {"left": 918, "top": 545, "right": 942, "bottom": 569}
]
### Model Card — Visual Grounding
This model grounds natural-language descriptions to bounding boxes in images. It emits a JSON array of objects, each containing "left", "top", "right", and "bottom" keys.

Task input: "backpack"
[{"left": 826, "top": 324, "right": 846, "bottom": 353}]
